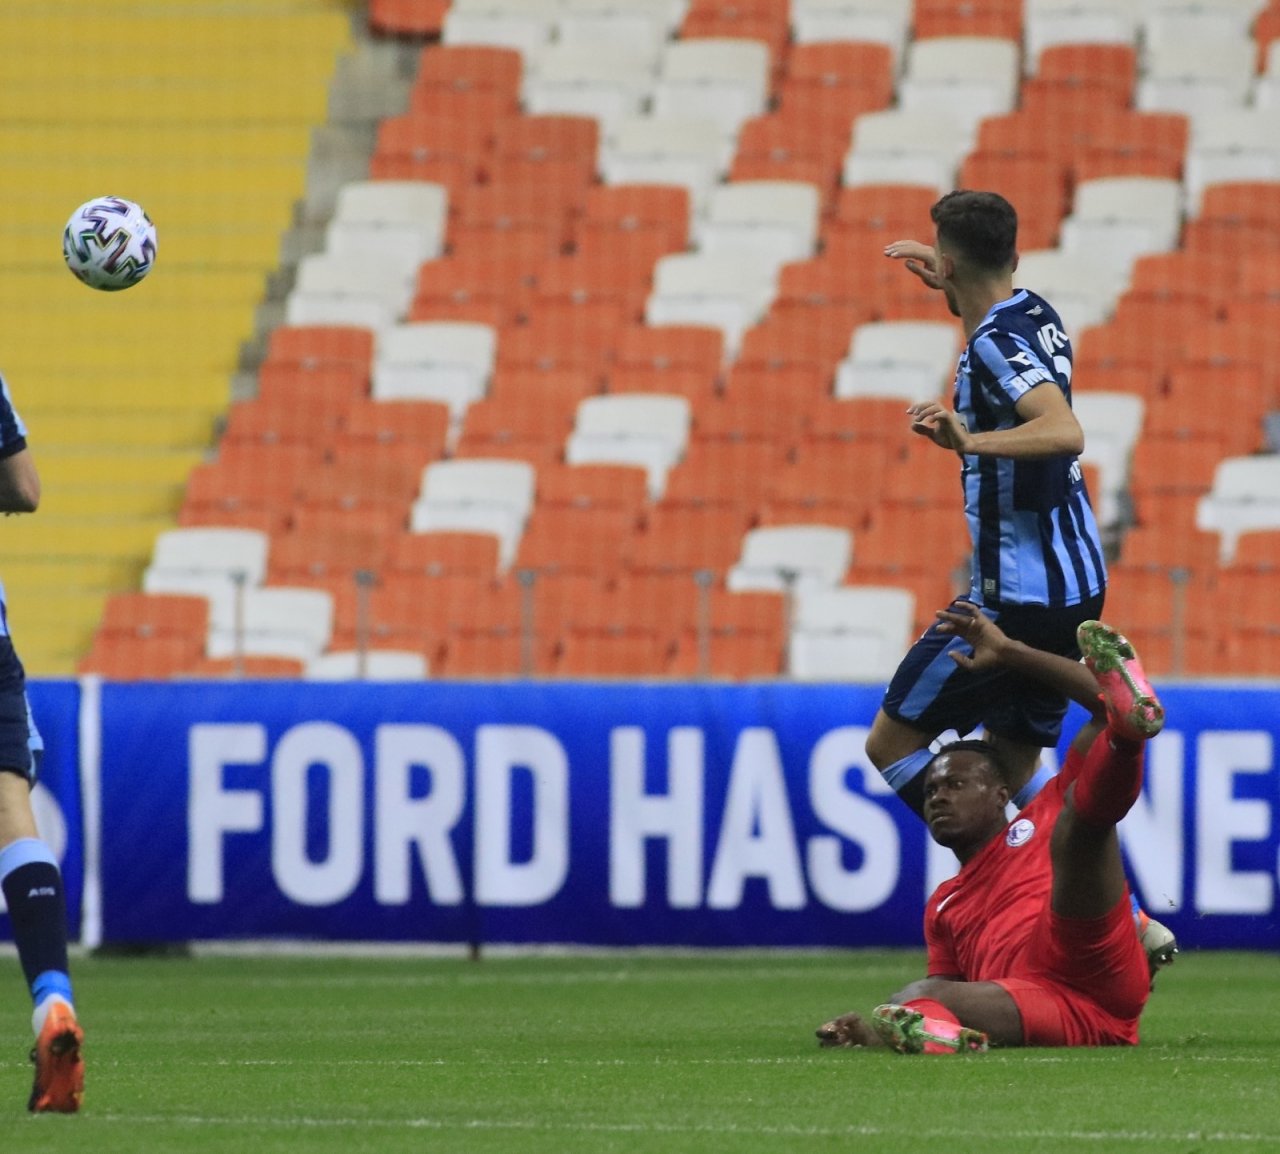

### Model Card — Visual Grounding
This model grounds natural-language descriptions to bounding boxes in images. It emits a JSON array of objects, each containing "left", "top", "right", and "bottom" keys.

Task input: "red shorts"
[{"left": 995, "top": 891, "right": 1149, "bottom": 1047}]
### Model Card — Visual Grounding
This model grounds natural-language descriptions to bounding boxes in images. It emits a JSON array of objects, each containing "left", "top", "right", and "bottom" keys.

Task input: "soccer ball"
[{"left": 62, "top": 196, "right": 157, "bottom": 291}]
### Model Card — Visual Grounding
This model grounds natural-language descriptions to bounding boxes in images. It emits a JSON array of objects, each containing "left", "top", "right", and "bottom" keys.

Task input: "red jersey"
[{"left": 924, "top": 761, "right": 1069, "bottom": 981}]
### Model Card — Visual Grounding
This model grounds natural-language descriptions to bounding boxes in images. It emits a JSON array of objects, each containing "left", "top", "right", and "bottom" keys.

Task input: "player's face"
[{"left": 921, "top": 752, "right": 1008, "bottom": 851}]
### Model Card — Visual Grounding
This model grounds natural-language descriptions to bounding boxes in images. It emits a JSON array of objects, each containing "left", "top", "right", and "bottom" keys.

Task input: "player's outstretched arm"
[{"left": 937, "top": 603, "right": 1103, "bottom": 720}]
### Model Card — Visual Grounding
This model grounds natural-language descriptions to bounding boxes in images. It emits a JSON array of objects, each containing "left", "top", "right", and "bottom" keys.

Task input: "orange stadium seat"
[
  {"left": 555, "top": 626, "right": 673, "bottom": 678},
  {"left": 1254, "top": 1, "right": 1280, "bottom": 72},
  {"left": 255, "top": 362, "right": 370, "bottom": 407},
  {"left": 760, "top": 442, "right": 894, "bottom": 532},
  {"left": 668, "top": 626, "right": 786, "bottom": 679},
  {"left": 335, "top": 399, "right": 451, "bottom": 458},
  {"left": 722, "top": 361, "right": 833, "bottom": 415},
  {"left": 912, "top": 0, "right": 1022, "bottom": 39},
  {"left": 454, "top": 392, "right": 575, "bottom": 461},
  {"left": 802, "top": 396, "right": 917, "bottom": 445},
  {"left": 369, "top": 0, "right": 450, "bottom": 39},
  {"left": 537, "top": 462, "right": 650, "bottom": 512},
  {"left": 606, "top": 363, "right": 721, "bottom": 404},
  {"left": 581, "top": 184, "right": 691, "bottom": 243},
  {"left": 415, "top": 43, "right": 523, "bottom": 96},
  {"left": 785, "top": 40, "right": 895, "bottom": 108},
  {"left": 1036, "top": 43, "right": 1138, "bottom": 95},
  {"left": 773, "top": 260, "right": 879, "bottom": 315},
  {"left": 95, "top": 592, "right": 210, "bottom": 642},
  {"left": 263, "top": 326, "right": 374, "bottom": 372},
  {"left": 957, "top": 151, "right": 1069, "bottom": 250},
  {"left": 301, "top": 446, "right": 426, "bottom": 514},
  {"left": 188, "top": 656, "right": 307, "bottom": 680},
  {"left": 624, "top": 505, "right": 755, "bottom": 577},
  {"left": 1118, "top": 522, "right": 1221, "bottom": 575},
  {"left": 514, "top": 299, "right": 635, "bottom": 373},
  {"left": 692, "top": 395, "right": 807, "bottom": 443},
  {"left": 438, "top": 625, "right": 558, "bottom": 678},
  {"left": 661, "top": 438, "right": 790, "bottom": 509},
  {"left": 267, "top": 505, "right": 403, "bottom": 584},
  {"left": 386, "top": 530, "right": 503, "bottom": 579},
  {"left": 1156, "top": 369, "right": 1267, "bottom": 454},
  {"left": 1225, "top": 530, "right": 1280, "bottom": 571},
  {"left": 221, "top": 395, "right": 351, "bottom": 449},
  {"left": 741, "top": 302, "right": 868, "bottom": 367},
  {"left": 1126, "top": 251, "right": 1241, "bottom": 310},
  {"left": 1019, "top": 75, "right": 1133, "bottom": 119},
  {"left": 516, "top": 505, "right": 640, "bottom": 578},
  {"left": 79, "top": 633, "right": 205, "bottom": 680},
  {"left": 680, "top": 3, "right": 790, "bottom": 71}
]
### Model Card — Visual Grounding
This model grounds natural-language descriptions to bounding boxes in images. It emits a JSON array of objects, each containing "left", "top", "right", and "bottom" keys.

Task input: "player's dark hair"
[
  {"left": 929, "top": 739, "right": 1012, "bottom": 789},
  {"left": 930, "top": 190, "right": 1018, "bottom": 273}
]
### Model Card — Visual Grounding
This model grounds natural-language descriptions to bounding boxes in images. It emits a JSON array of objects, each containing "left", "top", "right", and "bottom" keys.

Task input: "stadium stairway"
[{"left": 0, "top": 2, "right": 355, "bottom": 673}]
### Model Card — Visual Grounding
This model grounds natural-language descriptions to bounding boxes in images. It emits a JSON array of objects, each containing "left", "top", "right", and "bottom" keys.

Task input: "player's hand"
[
  {"left": 884, "top": 239, "right": 945, "bottom": 291},
  {"left": 907, "top": 401, "right": 971, "bottom": 453},
  {"left": 816, "top": 1012, "right": 883, "bottom": 1049},
  {"left": 935, "top": 601, "right": 1009, "bottom": 671}
]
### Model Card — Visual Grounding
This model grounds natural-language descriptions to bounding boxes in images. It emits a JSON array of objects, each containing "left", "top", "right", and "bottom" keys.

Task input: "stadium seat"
[
  {"left": 834, "top": 320, "right": 956, "bottom": 402},
  {"left": 565, "top": 393, "right": 692, "bottom": 499},
  {"left": 187, "top": 655, "right": 308, "bottom": 680},
  {"left": 581, "top": 183, "right": 692, "bottom": 249},
  {"left": 304, "top": 648, "right": 430, "bottom": 680},
  {"left": 1074, "top": 391, "right": 1146, "bottom": 527},
  {"left": 645, "top": 251, "right": 778, "bottom": 359},
  {"left": 623, "top": 504, "right": 755, "bottom": 577},
  {"left": 727, "top": 524, "right": 853, "bottom": 593},
  {"left": 78, "top": 632, "right": 206, "bottom": 680},
  {"left": 957, "top": 152, "right": 1070, "bottom": 252},
  {"left": 787, "top": 584, "right": 915, "bottom": 682},
  {"left": 439, "top": 624, "right": 559, "bottom": 677},
  {"left": 556, "top": 0, "right": 675, "bottom": 56},
  {"left": 410, "top": 458, "right": 537, "bottom": 570},
  {"left": 1137, "top": 34, "right": 1255, "bottom": 117},
  {"left": 521, "top": 42, "right": 657, "bottom": 132},
  {"left": 1184, "top": 109, "right": 1280, "bottom": 212},
  {"left": 442, "top": 0, "right": 558, "bottom": 57},
  {"left": 650, "top": 38, "right": 772, "bottom": 138},
  {"left": 790, "top": 0, "right": 912, "bottom": 64},
  {"left": 263, "top": 325, "right": 375, "bottom": 373},
  {"left": 601, "top": 114, "right": 729, "bottom": 211},
  {"left": 1023, "top": 1, "right": 1139, "bottom": 64},
  {"left": 761, "top": 441, "right": 895, "bottom": 532},
  {"left": 554, "top": 625, "right": 672, "bottom": 677},
  {"left": 661, "top": 438, "right": 789, "bottom": 510},
  {"left": 516, "top": 504, "right": 640, "bottom": 577},
  {"left": 204, "top": 585, "right": 335, "bottom": 663},
  {"left": 371, "top": 321, "right": 497, "bottom": 417},
  {"left": 368, "top": 0, "right": 450, "bottom": 37},
  {"left": 1013, "top": 250, "right": 1127, "bottom": 333},
  {"left": 1032, "top": 42, "right": 1138, "bottom": 97},
  {"left": 1058, "top": 176, "right": 1184, "bottom": 274},
  {"left": 696, "top": 180, "right": 822, "bottom": 271},
  {"left": 414, "top": 42, "right": 524, "bottom": 100},
  {"left": 1196, "top": 454, "right": 1280, "bottom": 563},
  {"left": 898, "top": 36, "right": 1020, "bottom": 133},
  {"left": 842, "top": 109, "right": 967, "bottom": 193}
]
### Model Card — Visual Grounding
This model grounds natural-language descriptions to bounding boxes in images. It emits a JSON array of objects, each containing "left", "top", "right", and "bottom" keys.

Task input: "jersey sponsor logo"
[
  {"left": 1006, "top": 818, "right": 1036, "bottom": 847},
  {"left": 1036, "top": 322, "right": 1068, "bottom": 356}
]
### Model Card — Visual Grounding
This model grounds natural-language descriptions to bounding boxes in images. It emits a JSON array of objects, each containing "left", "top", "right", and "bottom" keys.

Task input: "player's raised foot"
[
  {"left": 1138, "top": 912, "right": 1180, "bottom": 986},
  {"left": 28, "top": 1001, "right": 83, "bottom": 1114},
  {"left": 871, "top": 1004, "right": 988, "bottom": 1055},
  {"left": 1077, "top": 621, "right": 1165, "bottom": 741}
]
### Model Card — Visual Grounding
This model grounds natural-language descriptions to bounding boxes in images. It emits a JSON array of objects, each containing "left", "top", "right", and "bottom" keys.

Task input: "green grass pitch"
[{"left": 1, "top": 949, "right": 1276, "bottom": 1152}]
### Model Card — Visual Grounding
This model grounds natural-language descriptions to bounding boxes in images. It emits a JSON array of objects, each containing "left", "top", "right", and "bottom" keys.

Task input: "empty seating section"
[
  {"left": 75, "top": 0, "right": 1280, "bottom": 681},
  {"left": 3, "top": 4, "right": 352, "bottom": 672}
]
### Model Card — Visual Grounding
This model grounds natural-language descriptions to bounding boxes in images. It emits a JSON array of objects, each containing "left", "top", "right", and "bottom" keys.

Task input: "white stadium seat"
[
  {"left": 1196, "top": 455, "right": 1280, "bottom": 563},
  {"left": 150, "top": 527, "right": 269, "bottom": 586},
  {"left": 787, "top": 585, "right": 915, "bottom": 682},
  {"left": 791, "top": 0, "right": 912, "bottom": 65},
  {"left": 372, "top": 321, "right": 497, "bottom": 417},
  {"left": 898, "top": 37, "right": 1020, "bottom": 133},
  {"left": 410, "top": 458, "right": 537, "bottom": 569},
  {"left": 651, "top": 38, "right": 771, "bottom": 138},
  {"left": 305, "top": 649, "right": 430, "bottom": 680},
  {"left": 1074, "top": 390, "right": 1146, "bottom": 528},
  {"left": 1184, "top": 109, "right": 1280, "bottom": 212},
  {"left": 645, "top": 251, "right": 778, "bottom": 358},
  {"left": 834, "top": 320, "right": 956, "bottom": 402},
  {"left": 205, "top": 586, "right": 335, "bottom": 663},
  {"left": 556, "top": 0, "right": 675, "bottom": 55},
  {"left": 727, "top": 524, "right": 853, "bottom": 593},
  {"left": 1024, "top": 2, "right": 1139, "bottom": 67},
  {"left": 442, "top": 0, "right": 557, "bottom": 58},
  {"left": 1137, "top": 35, "right": 1255, "bottom": 116},
  {"left": 1058, "top": 177, "right": 1183, "bottom": 276},
  {"left": 564, "top": 393, "right": 691, "bottom": 499},
  {"left": 1014, "top": 250, "right": 1129, "bottom": 334},
  {"left": 842, "top": 109, "right": 970, "bottom": 194},
  {"left": 696, "top": 180, "right": 822, "bottom": 270},
  {"left": 522, "top": 42, "right": 657, "bottom": 132},
  {"left": 602, "top": 114, "right": 729, "bottom": 211},
  {"left": 293, "top": 253, "right": 414, "bottom": 317}
]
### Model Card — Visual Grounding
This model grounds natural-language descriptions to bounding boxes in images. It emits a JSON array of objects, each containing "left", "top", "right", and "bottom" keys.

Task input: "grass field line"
[
  {"left": 82, "top": 1112, "right": 1280, "bottom": 1144},
  {"left": 213, "top": 963, "right": 915, "bottom": 988}
]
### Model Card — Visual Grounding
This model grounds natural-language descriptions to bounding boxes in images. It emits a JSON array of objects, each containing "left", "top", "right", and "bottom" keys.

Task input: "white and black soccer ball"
[{"left": 62, "top": 196, "right": 158, "bottom": 291}]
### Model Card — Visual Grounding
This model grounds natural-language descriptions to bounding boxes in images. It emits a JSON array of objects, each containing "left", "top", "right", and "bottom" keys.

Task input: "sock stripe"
[{"left": 0, "top": 838, "right": 56, "bottom": 884}]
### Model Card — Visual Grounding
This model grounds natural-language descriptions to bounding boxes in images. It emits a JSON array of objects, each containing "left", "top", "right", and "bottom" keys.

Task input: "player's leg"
[
  {"left": 866, "top": 600, "right": 995, "bottom": 815},
  {"left": 876, "top": 977, "right": 1024, "bottom": 1051},
  {"left": 0, "top": 660, "right": 82, "bottom": 1113},
  {"left": 1051, "top": 621, "right": 1163, "bottom": 921}
]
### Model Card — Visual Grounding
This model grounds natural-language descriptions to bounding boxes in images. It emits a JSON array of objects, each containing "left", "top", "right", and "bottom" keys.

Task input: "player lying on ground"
[{"left": 817, "top": 608, "right": 1164, "bottom": 1052}]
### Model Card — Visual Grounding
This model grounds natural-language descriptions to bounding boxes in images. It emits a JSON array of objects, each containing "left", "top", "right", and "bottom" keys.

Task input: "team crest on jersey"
[{"left": 1006, "top": 818, "right": 1036, "bottom": 847}]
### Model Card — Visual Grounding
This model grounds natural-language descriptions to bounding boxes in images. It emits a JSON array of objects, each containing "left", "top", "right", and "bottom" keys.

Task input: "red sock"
[
  {"left": 1071, "top": 730, "right": 1144, "bottom": 827},
  {"left": 902, "top": 998, "right": 965, "bottom": 1054},
  {"left": 903, "top": 998, "right": 960, "bottom": 1027}
]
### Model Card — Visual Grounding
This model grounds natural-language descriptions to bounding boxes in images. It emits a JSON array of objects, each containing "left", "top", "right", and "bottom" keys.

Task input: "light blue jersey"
[
  {"left": 955, "top": 290, "right": 1107, "bottom": 608},
  {"left": 0, "top": 371, "right": 28, "bottom": 641}
]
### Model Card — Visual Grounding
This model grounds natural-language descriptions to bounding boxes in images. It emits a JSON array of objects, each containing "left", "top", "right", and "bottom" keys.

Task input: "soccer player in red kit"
[{"left": 816, "top": 605, "right": 1164, "bottom": 1052}]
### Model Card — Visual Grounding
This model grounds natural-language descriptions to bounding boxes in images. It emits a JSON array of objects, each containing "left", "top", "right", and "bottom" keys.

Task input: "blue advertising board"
[{"left": 90, "top": 679, "right": 1280, "bottom": 950}]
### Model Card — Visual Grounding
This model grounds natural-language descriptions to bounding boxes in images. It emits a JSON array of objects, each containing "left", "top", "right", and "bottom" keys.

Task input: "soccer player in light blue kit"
[
  {"left": 865, "top": 190, "right": 1106, "bottom": 814},
  {"left": 863, "top": 190, "right": 1176, "bottom": 975},
  {"left": 0, "top": 372, "right": 84, "bottom": 1112}
]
